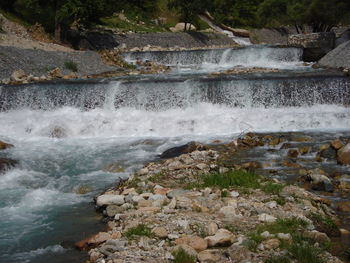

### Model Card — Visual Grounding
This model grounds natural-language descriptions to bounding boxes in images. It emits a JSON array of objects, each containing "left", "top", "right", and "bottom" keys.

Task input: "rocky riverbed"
[{"left": 78, "top": 133, "right": 350, "bottom": 263}]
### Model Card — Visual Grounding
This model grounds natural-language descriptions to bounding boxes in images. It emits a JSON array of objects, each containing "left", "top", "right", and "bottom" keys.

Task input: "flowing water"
[{"left": 0, "top": 47, "right": 349, "bottom": 263}]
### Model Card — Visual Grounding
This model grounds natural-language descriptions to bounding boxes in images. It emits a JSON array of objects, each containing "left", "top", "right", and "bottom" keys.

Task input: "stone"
[
  {"left": 304, "top": 230, "right": 330, "bottom": 243},
  {"left": 0, "top": 141, "right": 14, "bottom": 150},
  {"left": 277, "top": 233, "right": 291, "bottom": 240},
  {"left": 196, "top": 163, "right": 209, "bottom": 170},
  {"left": 262, "top": 238, "right": 280, "bottom": 249},
  {"left": 176, "top": 236, "right": 208, "bottom": 252},
  {"left": 318, "top": 40, "right": 350, "bottom": 69},
  {"left": 266, "top": 201, "right": 277, "bottom": 209},
  {"left": 288, "top": 32, "right": 335, "bottom": 61},
  {"left": 10, "top": 69, "right": 27, "bottom": 81},
  {"left": 331, "top": 139, "right": 344, "bottom": 150},
  {"left": 288, "top": 149, "right": 299, "bottom": 158},
  {"left": 338, "top": 175, "right": 350, "bottom": 191},
  {"left": 205, "top": 229, "right": 234, "bottom": 247},
  {"left": 299, "top": 146, "right": 311, "bottom": 155},
  {"left": 48, "top": 68, "right": 63, "bottom": 78},
  {"left": 154, "top": 187, "right": 170, "bottom": 195},
  {"left": 0, "top": 158, "right": 18, "bottom": 173},
  {"left": 337, "top": 143, "right": 350, "bottom": 165},
  {"left": 320, "top": 146, "right": 337, "bottom": 159},
  {"left": 337, "top": 201, "right": 350, "bottom": 212},
  {"left": 132, "top": 195, "right": 145, "bottom": 204},
  {"left": 176, "top": 196, "right": 192, "bottom": 209},
  {"left": 197, "top": 249, "right": 222, "bottom": 263},
  {"left": 75, "top": 232, "right": 111, "bottom": 250},
  {"left": 138, "top": 199, "right": 153, "bottom": 207},
  {"left": 137, "top": 207, "right": 161, "bottom": 213},
  {"left": 172, "top": 244, "right": 198, "bottom": 258},
  {"left": 138, "top": 167, "right": 149, "bottom": 175},
  {"left": 258, "top": 213, "right": 277, "bottom": 223},
  {"left": 219, "top": 206, "right": 239, "bottom": 218},
  {"left": 261, "top": 231, "right": 274, "bottom": 239},
  {"left": 159, "top": 142, "right": 206, "bottom": 159},
  {"left": 226, "top": 245, "right": 251, "bottom": 261},
  {"left": 96, "top": 195, "right": 125, "bottom": 206},
  {"left": 206, "top": 222, "right": 218, "bottom": 236},
  {"left": 106, "top": 205, "right": 124, "bottom": 217},
  {"left": 170, "top": 23, "right": 197, "bottom": 32},
  {"left": 230, "top": 191, "right": 239, "bottom": 198},
  {"left": 308, "top": 171, "right": 333, "bottom": 192},
  {"left": 152, "top": 227, "right": 168, "bottom": 238}
]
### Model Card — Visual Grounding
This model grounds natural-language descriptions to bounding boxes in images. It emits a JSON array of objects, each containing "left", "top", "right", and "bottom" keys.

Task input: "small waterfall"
[
  {"left": 103, "top": 81, "right": 122, "bottom": 110},
  {"left": 123, "top": 46, "right": 304, "bottom": 71}
]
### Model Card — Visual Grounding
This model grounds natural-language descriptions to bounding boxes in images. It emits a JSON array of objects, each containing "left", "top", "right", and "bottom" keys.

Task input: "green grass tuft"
[
  {"left": 262, "top": 182, "right": 284, "bottom": 195},
  {"left": 124, "top": 224, "right": 152, "bottom": 239},
  {"left": 64, "top": 60, "right": 78, "bottom": 72},
  {"left": 265, "top": 255, "right": 291, "bottom": 263},
  {"left": 288, "top": 241, "right": 325, "bottom": 263},
  {"left": 202, "top": 169, "right": 261, "bottom": 189},
  {"left": 172, "top": 247, "right": 196, "bottom": 263}
]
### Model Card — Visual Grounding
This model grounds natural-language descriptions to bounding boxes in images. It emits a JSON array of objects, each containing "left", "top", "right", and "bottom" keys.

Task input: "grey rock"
[{"left": 318, "top": 40, "right": 350, "bottom": 69}]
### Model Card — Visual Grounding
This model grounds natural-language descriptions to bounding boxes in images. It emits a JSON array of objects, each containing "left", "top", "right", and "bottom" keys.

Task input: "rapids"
[{"left": 0, "top": 46, "right": 349, "bottom": 263}]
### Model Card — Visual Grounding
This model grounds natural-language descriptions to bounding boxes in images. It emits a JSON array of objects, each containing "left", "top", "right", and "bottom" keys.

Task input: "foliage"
[
  {"left": 261, "top": 182, "right": 284, "bottom": 195},
  {"left": 124, "top": 224, "right": 152, "bottom": 239},
  {"left": 265, "top": 255, "right": 291, "bottom": 263},
  {"left": 202, "top": 169, "right": 261, "bottom": 189},
  {"left": 172, "top": 247, "right": 196, "bottom": 263},
  {"left": 288, "top": 241, "right": 325, "bottom": 263},
  {"left": 64, "top": 60, "right": 78, "bottom": 72}
]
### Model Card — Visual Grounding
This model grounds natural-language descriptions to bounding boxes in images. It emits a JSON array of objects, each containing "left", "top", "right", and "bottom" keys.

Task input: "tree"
[
  {"left": 257, "top": 0, "right": 350, "bottom": 32},
  {"left": 168, "top": 0, "right": 211, "bottom": 30}
]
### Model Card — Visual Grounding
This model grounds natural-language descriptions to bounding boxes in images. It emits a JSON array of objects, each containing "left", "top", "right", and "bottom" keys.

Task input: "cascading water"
[
  {"left": 123, "top": 46, "right": 307, "bottom": 73},
  {"left": 0, "top": 47, "right": 349, "bottom": 263}
]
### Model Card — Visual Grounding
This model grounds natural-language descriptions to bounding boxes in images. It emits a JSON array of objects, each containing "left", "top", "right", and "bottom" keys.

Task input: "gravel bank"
[{"left": 0, "top": 46, "right": 120, "bottom": 79}]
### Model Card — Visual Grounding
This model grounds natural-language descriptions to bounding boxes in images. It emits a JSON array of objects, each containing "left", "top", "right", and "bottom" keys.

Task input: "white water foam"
[
  {"left": 0, "top": 104, "right": 348, "bottom": 140},
  {"left": 9, "top": 245, "right": 66, "bottom": 263}
]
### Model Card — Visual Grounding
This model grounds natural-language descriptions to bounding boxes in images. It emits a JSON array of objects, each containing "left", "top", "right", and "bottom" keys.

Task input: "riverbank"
[{"left": 81, "top": 132, "right": 350, "bottom": 263}]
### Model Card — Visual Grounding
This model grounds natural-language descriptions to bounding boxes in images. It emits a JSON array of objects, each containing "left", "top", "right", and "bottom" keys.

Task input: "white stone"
[
  {"left": 261, "top": 231, "right": 274, "bottom": 239},
  {"left": 258, "top": 213, "right": 277, "bottom": 223},
  {"left": 205, "top": 229, "right": 234, "bottom": 247},
  {"left": 219, "top": 206, "right": 239, "bottom": 218},
  {"left": 149, "top": 194, "right": 167, "bottom": 201},
  {"left": 230, "top": 191, "right": 240, "bottom": 198},
  {"left": 132, "top": 195, "right": 145, "bottom": 204},
  {"left": 277, "top": 233, "right": 292, "bottom": 240},
  {"left": 168, "top": 234, "right": 179, "bottom": 240},
  {"left": 138, "top": 167, "right": 149, "bottom": 175},
  {"left": 96, "top": 195, "right": 125, "bottom": 206},
  {"left": 266, "top": 201, "right": 277, "bottom": 209}
]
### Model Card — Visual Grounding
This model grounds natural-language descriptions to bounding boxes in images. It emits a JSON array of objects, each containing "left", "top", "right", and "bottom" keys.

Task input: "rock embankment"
[
  {"left": 81, "top": 134, "right": 347, "bottom": 263},
  {"left": 318, "top": 40, "right": 350, "bottom": 70}
]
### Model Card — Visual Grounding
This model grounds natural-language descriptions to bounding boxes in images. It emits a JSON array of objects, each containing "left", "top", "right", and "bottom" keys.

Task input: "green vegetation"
[
  {"left": 308, "top": 212, "right": 338, "bottom": 233},
  {"left": 288, "top": 241, "right": 325, "bottom": 263},
  {"left": 64, "top": 60, "right": 78, "bottom": 72},
  {"left": 265, "top": 255, "right": 291, "bottom": 263},
  {"left": 255, "top": 217, "right": 308, "bottom": 235},
  {"left": 262, "top": 182, "right": 284, "bottom": 195},
  {"left": 202, "top": 169, "right": 261, "bottom": 189},
  {"left": 124, "top": 224, "right": 152, "bottom": 239},
  {"left": 172, "top": 247, "right": 196, "bottom": 263}
]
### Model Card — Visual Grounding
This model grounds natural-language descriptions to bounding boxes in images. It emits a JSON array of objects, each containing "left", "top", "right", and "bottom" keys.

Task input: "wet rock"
[
  {"left": 49, "top": 126, "right": 67, "bottom": 138},
  {"left": 0, "top": 141, "right": 14, "bottom": 150},
  {"left": 338, "top": 175, "right": 350, "bottom": 191},
  {"left": 280, "top": 143, "right": 292, "bottom": 149},
  {"left": 205, "top": 229, "right": 234, "bottom": 247},
  {"left": 0, "top": 158, "right": 18, "bottom": 173},
  {"left": 197, "top": 249, "right": 222, "bottom": 263},
  {"left": 75, "top": 232, "right": 111, "bottom": 250},
  {"left": 299, "top": 146, "right": 311, "bottom": 155},
  {"left": 337, "top": 143, "right": 350, "bottom": 165},
  {"left": 159, "top": 142, "right": 207, "bottom": 159},
  {"left": 282, "top": 159, "right": 301, "bottom": 168},
  {"left": 337, "top": 201, "right": 350, "bottom": 212},
  {"left": 96, "top": 194, "right": 125, "bottom": 206},
  {"left": 75, "top": 185, "right": 93, "bottom": 194},
  {"left": 175, "top": 236, "right": 208, "bottom": 252},
  {"left": 288, "top": 149, "right": 299, "bottom": 158},
  {"left": 319, "top": 145, "right": 337, "bottom": 159},
  {"left": 331, "top": 139, "right": 344, "bottom": 150},
  {"left": 106, "top": 205, "right": 124, "bottom": 217}
]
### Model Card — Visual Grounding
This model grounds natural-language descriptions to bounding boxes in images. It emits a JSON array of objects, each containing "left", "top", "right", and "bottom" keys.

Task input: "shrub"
[
  {"left": 262, "top": 182, "right": 284, "bottom": 195},
  {"left": 265, "top": 255, "right": 291, "bottom": 263},
  {"left": 288, "top": 241, "right": 325, "bottom": 263},
  {"left": 124, "top": 224, "right": 152, "bottom": 239},
  {"left": 202, "top": 169, "right": 261, "bottom": 189},
  {"left": 172, "top": 247, "right": 196, "bottom": 263},
  {"left": 64, "top": 60, "right": 78, "bottom": 72}
]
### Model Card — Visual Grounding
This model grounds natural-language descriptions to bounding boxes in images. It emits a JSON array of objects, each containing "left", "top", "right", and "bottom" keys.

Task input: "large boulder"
[
  {"left": 288, "top": 32, "right": 335, "bottom": 61},
  {"left": 0, "top": 141, "right": 14, "bottom": 150},
  {"left": 170, "top": 23, "right": 196, "bottom": 32},
  {"left": 335, "top": 28, "right": 350, "bottom": 47},
  {"left": 318, "top": 40, "right": 350, "bottom": 69}
]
